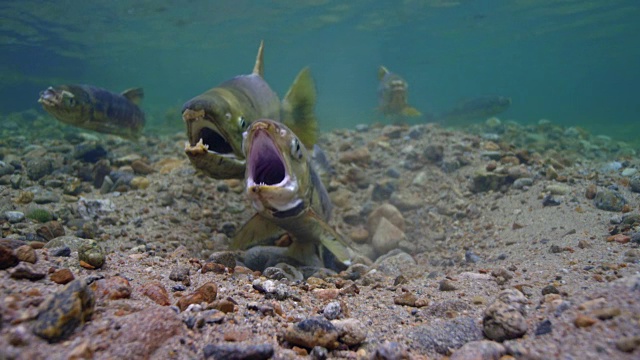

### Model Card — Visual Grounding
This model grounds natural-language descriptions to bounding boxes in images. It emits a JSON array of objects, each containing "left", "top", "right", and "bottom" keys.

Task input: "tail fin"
[
  {"left": 252, "top": 40, "right": 265, "bottom": 76},
  {"left": 402, "top": 106, "right": 421, "bottom": 117},
  {"left": 282, "top": 67, "right": 318, "bottom": 149}
]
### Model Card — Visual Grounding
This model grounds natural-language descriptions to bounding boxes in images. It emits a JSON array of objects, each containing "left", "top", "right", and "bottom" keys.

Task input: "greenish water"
[{"left": 1, "top": 0, "right": 639, "bottom": 141}]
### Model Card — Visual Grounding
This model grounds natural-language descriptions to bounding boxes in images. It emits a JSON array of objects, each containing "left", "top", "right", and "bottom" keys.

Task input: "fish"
[
  {"left": 437, "top": 95, "right": 511, "bottom": 124},
  {"left": 377, "top": 65, "right": 421, "bottom": 122},
  {"left": 38, "top": 85, "right": 145, "bottom": 141},
  {"left": 182, "top": 41, "right": 318, "bottom": 179},
  {"left": 231, "top": 119, "right": 352, "bottom": 271}
]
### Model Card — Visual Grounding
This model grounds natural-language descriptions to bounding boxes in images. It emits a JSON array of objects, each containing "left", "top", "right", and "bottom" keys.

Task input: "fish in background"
[
  {"left": 182, "top": 41, "right": 318, "bottom": 179},
  {"left": 38, "top": 85, "right": 145, "bottom": 140},
  {"left": 231, "top": 119, "right": 352, "bottom": 271},
  {"left": 435, "top": 95, "right": 511, "bottom": 124},
  {"left": 377, "top": 65, "right": 421, "bottom": 123}
]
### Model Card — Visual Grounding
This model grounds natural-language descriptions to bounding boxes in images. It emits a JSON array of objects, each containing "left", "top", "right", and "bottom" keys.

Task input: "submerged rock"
[
  {"left": 593, "top": 189, "right": 627, "bottom": 212},
  {"left": 32, "top": 279, "right": 95, "bottom": 343}
]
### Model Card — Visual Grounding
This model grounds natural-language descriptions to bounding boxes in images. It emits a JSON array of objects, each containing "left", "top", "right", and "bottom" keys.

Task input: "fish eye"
[
  {"left": 238, "top": 116, "right": 246, "bottom": 129},
  {"left": 65, "top": 97, "right": 76, "bottom": 107},
  {"left": 290, "top": 138, "right": 302, "bottom": 160}
]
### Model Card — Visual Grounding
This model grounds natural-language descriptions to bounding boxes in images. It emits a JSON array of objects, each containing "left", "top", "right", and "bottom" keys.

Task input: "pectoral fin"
[
  {"left": 282, "top": 67, "right": 318, "bottom": 149},
  {"left": 231, "top": 214, "right": 287, "bottom": 250},
  {"left": 121, "top": 88, "right": 144, "bottom": 105},
  {"left": 306, "top": 211, "right": 352, "bottom": 267},
  {"left": 378, "top": 66, "right": 390, "bottom": 80},
  {"left": 402, "top": 106, "right": 421, "bottom": 117}
]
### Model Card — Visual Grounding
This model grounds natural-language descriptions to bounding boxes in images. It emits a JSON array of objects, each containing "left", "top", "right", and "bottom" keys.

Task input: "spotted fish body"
[
  {"left": 231, "top": 119, "right": 351, "bottom": 271},
  {"left": 38, "top": 85, "right": 144, "bottom": 140},
  {"left": 377, "top": 65, "right": 421, "bottom": 122},
  {"left": 437, "top": 96, "right": 512, "bottom": 124},
  {"left": 182, "top": 41, "right": 317, "bottom": 179}
]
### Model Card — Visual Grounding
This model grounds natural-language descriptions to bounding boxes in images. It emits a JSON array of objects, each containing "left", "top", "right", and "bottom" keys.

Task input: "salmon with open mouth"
[
  {"left": 231, "top": 119, "right": 352, "bottom": 270},
  {"left": 182, "top": 41, "right": 317, "bottom": 179},
  {"left": 377, "top": 65, "right": 421, "bottom": 123}
]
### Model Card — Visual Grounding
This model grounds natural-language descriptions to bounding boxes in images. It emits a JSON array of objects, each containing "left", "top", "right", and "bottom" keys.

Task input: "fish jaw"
[
  {"left": 245, "top": 121, "right": 301, "bottom": 215},
  {"left": 182, "top": 107, "right": 246, "bottom": 179}
]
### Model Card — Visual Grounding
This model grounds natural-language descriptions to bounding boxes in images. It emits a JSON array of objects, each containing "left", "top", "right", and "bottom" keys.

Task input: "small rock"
[
  {"left": 593, "top": 307, "right": 621, "bottom": 320},
  {"left": 574, "top": 314, "right": 597, "bottom": 328},
  {"left": 594, "top": 189, "right": 627, "bottom": 212},
  {"left": 175, "top": 282, "right": 218, "bottom": 311},
  {"left": 449, "top": 340, "right": 506, "bottom": 360},
  {"left": 630, "top": 175, "right": 640, "bottom": 193},
  {"left": 77, "top": 240, "right": 105, "bottom": 269},
  {"left": 131, "top": 160, "right": 155, "bottom": 175},
  {"left": 439, "top": 279, "right": 458, "bottom": 291},
  {"left": 0, "top": 244, "right": 19, "bottom": 269},
  {"left": 585, "top": 184, "right": 597, "bottom": 199},
  {"left": 371, "top": 341, "right": 409, "bottom": 360},
  {"left": 90, "top": 276, "right": 132, "bottom": 300},
  {"left": 545, "top": 184, "right": 570, "bottom": 195},
  {"left": 5, "top": 211, "right": 25, "bottom": 224},
  {"left": 36, "top": 221, "right": 65, "bottom": 241},
  {"left": 542, "top": 194, "right": 561, "bottom": 207},
  {"left": 169, "top": 266, "right": 191, "bottom": 282},
  {"left": 284, "top": 317, "right": 339, "bottom": 350},
  {"left": 49, "top": 246, "right": 71, "bottom": 257},
  {"left": 367, "top": 203, "right": 405, "bottom": 233},
  {"left": 393, "top": 292, "right": 417, "bottom": 307},
  {"left": 50, "top": 269, "right": 75, "bottom": 285},
  {"left": 371, "top": 217, "right": 406, "bottom": 256},
  {"left": 208, "top": 251, "right": 237, "bottom": 269},
  {"left": 26, "top": 158, "right": 53, "bottom": 180},
  {"left": 541, "top": 285, "right": 559, "bottom": 295},
  {"left": 483, "top": 289, "right": 528, "bottom": 342},
  {"left": 32, "top": 279, "right": 95, "bottom": 343},
  {"left": 141, "top": 281, "right": 171, "bottom": 306},
  {"left": 616, "top": 336, "right": 640, "bottom": 353},
  {"left": 10, "top": 262, "right": 46, "bottom": 281},
  {"left": 339, "top": 147, "right": 370, "bottom": 165},
  {"left": 332, "top": 318, "right": 367, "bottom": 346},
  {"left": 15, "top": 245, "right": 37, "bottom": 263},
  {"left": 320, "top": 301, "right": 341, "bottom": 321},
  {"left": 408, "top": 316, "right": 483, "bottom": 354},
  {"left": 203, "top": 343, "right": 274, "bottom": 360},
  {"left": 512, "top": 178, "right": 533, "bottom": 190},
  {"left": 534, "top": 319, "right": 552, "bottom": 336}
]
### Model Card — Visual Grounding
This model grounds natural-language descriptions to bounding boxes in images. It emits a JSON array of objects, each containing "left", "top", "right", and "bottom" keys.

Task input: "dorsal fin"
[
  {"left": 378, "top": 65, "right": 389, "bottom": 81},
  {"left": 121, "top": 87, "right": 144, "bottom": 105},
  {"left": 252, "top": 40, "right": 265, "bottom": 77}
]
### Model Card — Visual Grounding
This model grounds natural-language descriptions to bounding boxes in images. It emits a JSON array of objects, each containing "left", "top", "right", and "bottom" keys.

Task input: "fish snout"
[
  {"left": 38, "top": 87, "right": 59, "bottom": 105},
  {"left": 182, "top": 108, "right": 206, "bottom": 123}
]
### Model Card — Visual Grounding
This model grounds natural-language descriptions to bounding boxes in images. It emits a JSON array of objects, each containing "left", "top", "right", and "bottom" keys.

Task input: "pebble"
[
  {"left": 26, "top": 158, "right": 53, "bottom": 180},
  {"left": 585, "top": 184, "right": 597, "bottom": 199},
  {"left": 176, "top": 282, "right": 218, "bottom": 311},
  {"left": 77, "top": 240, "right": 106, "bottom": 269},
  {"left": 332, "top": 318, "right": 367, "bottom": 346},
  {"left": 616, "top": 336, "right": 640, "bottom": 353},
  {"left": 32, "top": 279, "right": 95, "bottom": 343},
  {"left": 73, "top": 142, "right": 107, "bottom": 163},
  {"left": 50, "top": 269, "right": 75, "bottom": 284},
  {"left": 541, "top": 285, "right": 559, "bottom": 295},
  {"left": 534, "top": 319, "right": 552, "bottom": 336},
  {"left": 10, "top": 262, "right": 46, "bottom": 281},
  {"left": 408, "top": 316, "right": 483, "bottom": 354},
  {"left": 283, "top": 317, "right": 339, "bottom": 350},
  {"left": 371, "top": 341, "right": 409, "bottom": 360},
  {"left": 90, "top": 276, "right": 132, "bottom": 300},
  {"left": 76, "top": 197, "right": 116, "bottom": 220},
  {"left": 349, "top": 228, "right": 369, "bottom": 243},
  {"left": 0, "top": 160, "right": 14, "bottom": 176},
  {"left": 593, "top": 189, "right": 627, "bottom": 212},
  {"left": 393, "top": 292, "right": 418, "bottom": 307},
  {"left": 49, "top": 246, "right": 71, "bottom": 257},
  {"left": 4, "top": 211, "right": 25, "bottom": 223},
  {"left": 449, "top": 340, "right": 506, "bottom": 360},
  {"left": 367, "top": 203, "right": 405, "bottom": 234},
  {"left": 482, "top": 289, "right": 528, "bottom": 342},
  {"left": 373, "top": 250, "right": 416, "bottom": 278},
  {"left": 263, "top": 263, "right": 304, "bottom": 282},
  {"left": 99, "top": 306, "right": 182, "bottom": 358},
  {"left": 169, "top": 266, "right": 191, "bottom": 282},
  {"left": 593, "top": 307, "right": 621, "bottom": 320},
  {"left": 621, "top": 168, "right": 637, "bottom": 177},
  {"left": 470, "top": 169, "right": 507, "bottom": 193},
  {"left": 371, "top": 217, "right": 406, "bottom": 256},
  {"left": 203, "top": 343, "right": 274, "bottom": 360},
  {"left": 574, "top": 314, "right": 597, "bottom": 328},
  {"left": 339, "top": 147, "right": 370, "bottom": 165},
  {"left": 542, "top": 194, "right": 562, "bottom": 207},
  {"left": 439, "top": 279, "right": 458, "bottom": 291},
  {"left": 545, "top": 184, "right": 570, "bottom": 195},
  {"left": 36, "top": 221, "right": 65, "bottom": 241},
  {"left": 630, "top": 175, "right": 640, "bottom": 193},
  {"left": 208, "top": 251, "right": 237, "bottom": 269},
  {"left": 0, "top": 244, "right": 19, "bottom": 269},
  {"left": 33, "top": 190, "right": 60, "bottom": 204},
  {"left": 15, "top": 245, "right": 37, "bottom": 263},
  {"left": 131, "top": 159, "right": 155, "bottom": 175},
  {"left": 512, "top": 177, "right": 533, "bottom": 190},
  {"left": 141, "top": 281, "right": 171, "bottom": 306}
]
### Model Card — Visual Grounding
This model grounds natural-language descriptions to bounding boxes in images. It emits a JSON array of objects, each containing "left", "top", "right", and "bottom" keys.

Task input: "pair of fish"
[
  {"left": 181, "top": 41, "right": 351, "bottom": 270},
  {"left": 38, "top": 85, "right": 145, "bottom": 141},
  {"left": 377, "top": 66, "right": 512, "bottom": 124}
]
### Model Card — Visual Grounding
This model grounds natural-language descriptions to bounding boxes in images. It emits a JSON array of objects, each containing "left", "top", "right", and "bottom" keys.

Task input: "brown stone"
[
  {"left": 574, "top": 314, "right": 597, "bottom": 328},
  {"left": 131, "top": 160, "right": 155, "bottom": 175},
  {"left": 15, "top": 245, "right": 37, "bottom": 263},
  {"left": 0, "top": 244, "right": 19, "bottom": 270},
  {"left": 175, "top": 282, "right": 217, "bottom": 311},
  {"left": 141, "top": 281, "right": 171, "bottom": 306},
  {"left": 90, "top": 276, "right": 132, "bottom": 300},
  {"left": 50, "top": 269, "right": 75, "bottom": 285}
]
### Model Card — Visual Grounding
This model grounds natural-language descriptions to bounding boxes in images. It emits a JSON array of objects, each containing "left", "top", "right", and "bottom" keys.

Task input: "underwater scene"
[{"left": 1, "top": 1, "right": 640, "bottom": 359}]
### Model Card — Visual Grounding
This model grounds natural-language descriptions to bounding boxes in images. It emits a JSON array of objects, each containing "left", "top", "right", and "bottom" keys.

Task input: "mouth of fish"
[
  {"left": 183, "top": 110, "right": 238, "bottom": 159},
  {"left": 246, "top": 129, "right": 300, "bottom": 212},
  {"left": 38, "top": 87, "right": 61, "bottom": 107}
]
